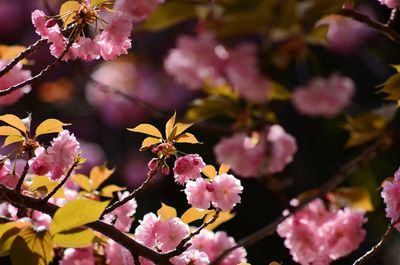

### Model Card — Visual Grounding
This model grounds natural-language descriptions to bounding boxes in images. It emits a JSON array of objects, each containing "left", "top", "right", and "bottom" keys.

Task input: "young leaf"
[
  {"left": 157, "top": 202, "right": 177, "bottom": 221},
  {"left": 0, "top": 126, "right": 22, "bottom": 136},
  {"left": 29, "top": 176, "right": 65, "bottom": 198},
  {"left": 128, "top": 124, "right": 163, "bottom": 138},
  {"left": 35, "top": 119, "right": 70, "bottom": 137},
  {"left": 0, "top": 114, "right": 27, "bottom": 133},
  {"left": 165, "top": 112, "right": 176, "bottom": 139},
  {"left": 218, "top": 164, "right": 230, "bottom": 175},
  {"left": 17, "top": 227, "right": 53, "bottom": 265},
  {"left": 171, "top": 122, "right": 193, "bottom": 139},
  {"left": 2, "top": 135, "right": 24, "bottom": 148},
  {"left": 202, "top": 165, "right": 217, "bottom": 179},
  {"left": 100, "top": 184, "right": 126, "bottom": 198},
  {"left": 204, "top": 211, "right": 235, "bottom": 231},
  {"left": 71, "top": 174, "right": 92, "bottom": 192},
  {"left": 0, "top": 221, "right": 31, "bottom": 256},
  {"left": 175, "top": 133, "right": 201, "bottom": 144},
  {"left": 50, "top": 199, "right": 109, "bottom": 235},
  {"left": 181, "top": 208, "right": 211, "bottom": 225},
  {"left": 331, "top": 187, "right": 374, "bottom": 212},
  {"left": 141, "top": 137, "right": 161, "bottom": 148},
  {"left": 59, "top": 1, "right": 81, "bottom": 27},
  {"left": 10, "top": 236, "right": 40, "bottom": 265},
  {"left": 52, "top": 228, "right": 97, "bottom": 248},
  {"left": 89, "top": 165, "right": 114, "bottom": 190}
]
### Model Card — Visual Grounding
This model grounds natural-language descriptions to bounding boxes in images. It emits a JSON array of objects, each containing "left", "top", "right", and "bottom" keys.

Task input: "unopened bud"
[
  {"left": 151, "top": 146, "right": 159, "bottom": 154},
  {"left": 45, "top": 19, "right": 57, "bottom": 28},
  {"left": 148, "top": 158, "right": 158, "bottom": 170},
  {"left": 161, "top": 165, "right": 170, "bottom": 175},
  {"left": 206, "top": 183, "right": 214, "bottom": 192}
]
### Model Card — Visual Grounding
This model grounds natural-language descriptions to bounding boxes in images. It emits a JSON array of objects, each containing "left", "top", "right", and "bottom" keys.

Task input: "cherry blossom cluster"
[
  {"left": 277, "top": 199, "right": 366, "bottom": 265},
  {"left": 134, "top": 212, "right": 247, "bottom": 265},
  {"left": 172, "top": 154, "right": 243, "bottom": 211},
  {"left": 292, "top": 74, "right": 355, "bottom": 118},
  {"left": 0, "top": 60, "right": 31, "bottom": 106},
  {"left": 31, "top": 0, "right": 162, "bottom": 61},
  {"left": 164, "top": 33, "right": 270, "bottom": 103},
  {"left": 214, "top": 125, "right": 297, "bottom": 178},
  {"left": 381, "top": 167, "right": 400, "bottom": 230}
]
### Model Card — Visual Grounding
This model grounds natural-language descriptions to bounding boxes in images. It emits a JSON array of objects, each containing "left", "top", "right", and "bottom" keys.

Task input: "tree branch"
[{"left": 14, "top": 154, "right": 33, "bottom": 193}]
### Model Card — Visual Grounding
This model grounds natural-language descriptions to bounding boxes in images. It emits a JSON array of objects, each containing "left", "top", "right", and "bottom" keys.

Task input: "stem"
[
  {"left": 42, "top": 159, "right": 79, "bottom": 202},
  {"left": 103, "top": 164, "right": 160, "bottom": 215},
  {"left": 0, "top": 38, "right": 47, "bottom": 78},
  {"left": 14, "top": 153, "right": 33, "bottom": 193}
]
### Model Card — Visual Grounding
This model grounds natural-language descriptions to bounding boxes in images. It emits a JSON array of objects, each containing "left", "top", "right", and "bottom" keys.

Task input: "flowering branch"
[
  {"left": 211, "top": 133, "right": 396, "bottom": 265},
  {"left": 103, "top": 161, "right": 161, "bottom": 215},
  {"left": 337, "top": 8, "right": 400, "bottom": 44},
  {"left": 14, "top": 154, "right": 33, "bottom": 193},
  {"left": 0, "top": 38, "right": 47, "bottom": 78},
  {"left": 0, "top": 183, "right": 174, "bottom": 265}
]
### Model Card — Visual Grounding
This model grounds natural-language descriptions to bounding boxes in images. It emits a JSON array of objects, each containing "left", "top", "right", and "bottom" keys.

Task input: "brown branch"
[
  {"left": 337, "top": 9, "right": 400, "bottom": 44},
  {"left": 165, "top": 209, "right": 221, "bottom": 258},
  {"left": 0, "top": 184, "right": 173, "bottom": 265},
  {"left": 42, "top": 159, "right": 80, "bottom": 202},
  {"left": 14, "top": 153, "right": 33, "bottom": 193},
  {"left": 211, "top": 134, "right": 395, "bottom": 265},
  {"left": 103, "top": 163, "right": 160, "bottom": 215},
  {"left": 0, "top": 38, "right": 47, "bottom": 78}
]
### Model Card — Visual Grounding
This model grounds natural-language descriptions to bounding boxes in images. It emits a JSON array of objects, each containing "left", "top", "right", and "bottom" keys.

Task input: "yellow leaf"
[
  {"left": 205, "top": 211, "right": 235, "bottom": 231},
  {"left": 170, "top": 122, "right": 193, "bottom": 140},
  {"left": 332, "top": 187, "right": 374, "bottom": 212},
  {"left": 29, "top": 176, "right": 65, "bottom": 199},
  {"left": 0, "top": 126, "right": 22, "bottom": 136},
  {"left": 90, "top": 0, "right": 110, "bottom": 7},
  {"left": 71, "top": 174, "right": 92, "bottom": 192},
  {"left": 269, "top": 81, "right": 292, "bottom": 101},
  {"left": 0, "top": 114, "right": 27, "bottom": 133},
  {"left": 0, "top": 221, "right": 31, "bottom": 256},
  {"left": 100, "top": 184, "right": 126, "bottom": 198},
  {"left": 165, "top": 112, "right": 176, "bottom": 139},
  {"left": 16, "top": 227, "right": 53, "bottom": 265},
  {"left": 175, "top": 133, "right": 201, "bottom": 144},
  {"left": 89, "top": 165, "right": 114, "bottom": 190},
  {"left": 35, "top": 118, "right": 70, "bottom": 137},
  {"left": 2, "top": 135, "right": 23, "bottom": 148},
  {"left": 141, "top": 136, "right": 161, "bottom": 148},
  {"left": 59, "top": 1, "right": 80, "bottom": 27},
  {"left": 53, "top": 228, "right": 97, "bottom": 248},
  {"left": 202, "top": 165, "right": 217, "bottom": 179},
  {"left": 269, "top": 262, "right": 282, "bottom": 265},
  {"left": 181, "top": 208, "right": 211, "bottom": 224},
  {"left": 128, "top": 124, "right": 162, "bottom": 138},
  {"left": 0, "top": 45, "right": 28, "bottom": 64},
  {"left": 218, "top": 164, "right": 230, "bottom": 175},
  {"left": 157, "top": 202, "right": 177, "bottom": 221},
  {"left": 50, "top": 199, "right": 109, "bottom": 235}
]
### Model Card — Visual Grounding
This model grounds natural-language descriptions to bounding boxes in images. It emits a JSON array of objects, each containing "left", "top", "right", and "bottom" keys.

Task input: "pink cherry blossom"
[
  {"left": 103, "top": 192, "right": 137, "bottom": 232},
  {"left": 381, "top": 168, "right": 400, "bottom": 231},
  {"left": 0, "top": 157, "right": 17, "bottom": 188},
  {"left": 134, "top": 213, "right": 159, "bottom": 248},
  {"left": 210, "top": 173, "right": 243, "bottom": 211},
  {"left": 185, "top": 178, "right": 212, "bottom": 209},
  {"left": 0, "top": 60, "right": 31, "bottom": 105},
  {"left": 115, "top": 0, "right": 162, "bottom": 21},
  {"left": 60, "top": 247, "right": 94, "bottom": 265},
  {"left": 225, "top": 43, "right": 270, "bottom": 103},
  {"left": 170, "top": 249, "right": 210, "bottom": 265},
  {"left": 214, "top": 132, "right": 265, "bottom": 178},
  {"left": 106, "top": 240, "right": 134, "bottom": 265},
  {"left": 266, "top": 125, "right": 298, "bottom": 174},
  {"left": 30, "top": 147, "right": 52, "bottom": 176},
  {"left": 173, "top": 154, "right": 205, "bottom": 185},
  {"left": 155, "top": 217, "right": 190, "bottom": 252},
  {"left": 31, "top": 210, "right": 51, "bottom": 229},
  {"left": 164, "top": 33, "right": 227, "bottom": 89},
  {"left": 292, "top": 74, "right": 355, "bottom": 117},
  {"left": 377, "top": 0, "right": 398, "bottom": 8}
]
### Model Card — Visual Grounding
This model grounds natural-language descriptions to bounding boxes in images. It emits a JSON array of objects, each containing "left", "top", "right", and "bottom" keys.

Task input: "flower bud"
[
  {"left": 161, "top": 165, "right": 170, "bottom": 175},
  {"left": 45, "top": 19, "right": 57, "bottom": 28},
  {"left": 206, "top": 183, "right": 214, "bottom": 192},
  {"left": 148, "top": 158, "right": 158, "bottom": 170}
]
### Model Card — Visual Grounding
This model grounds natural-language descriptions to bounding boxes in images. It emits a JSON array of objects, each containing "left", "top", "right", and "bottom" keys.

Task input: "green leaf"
[
  {"left": 50, "top": 199, "right": 109, "bottom": 235},
  {"left": 35, "top": 119, "right": 70, "bottom": 137},
  {"left": 127, "top": 124, "right": 163, "bottom": 138},
  {"left": 0, "top": 114, "right": 27, "bottom": 133},
  {"left": 89, "top": 165, "right": 114, "bottom": 190},
  {"left": 53, "top": 228, "right": 97, "bottom": 248},
  {"left": 140, "top": 1, "right": 196, "bottom": 31},
  {"left": 71, "top": 174, "right": 92, "bottom": 192},
  {"left": 157, "top": 202, "right": 177, "bottom": 221},
  {"left": 17, "top": 227, "right": 53, "bottom": 265}
]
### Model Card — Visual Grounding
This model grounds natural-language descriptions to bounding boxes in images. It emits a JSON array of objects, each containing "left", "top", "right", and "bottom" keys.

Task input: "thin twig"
[
  {"left": 42, "top": 159, "right": 80, "bottom": 202},
  {"left": 337, "top": 9, "right": 400, "bottom": 44},
  {"left": 211, "top": 134, "right": 395, "bottom": 265},
  {"left": 14, "top": 154, "right": 32, "bottom": 193},
  {"left": 0, "top": 38, "right": 47, "bottom": 78},
  {"left": 103, "top": 163, "right": 160, "bottom": 215}
]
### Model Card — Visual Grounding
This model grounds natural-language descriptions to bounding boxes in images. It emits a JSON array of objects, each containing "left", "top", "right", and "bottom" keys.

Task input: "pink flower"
[
  {"left": 0, "top": 157, "right": 17, "bottom": 189},
  {"left": 31, "top": 210, "right": 51, "bottom": 229},
  {"left": 61, "top": 247, "right": 94, "bottom": 265},
  {"left": 170, "top": 249, "right": 209, "bottom": 265},
  {"left": 210, "top": 173, "right": 243, "bottom": 211},
  {"left": 382, "top": 168, "right": 400, "bottom": 231},
  {"left": 47, "top": 130, "right": 80, "bottom": 177},
  {"left": 164, "top": 33, "right": 227, "bottom": 89},
  {"left": 292, "top": 74, "right": 355, "bottom": 117},
  {"left": 115, "top": 0, "right": 162, "bottom": 21},
  {"left": 173, "top": 154, "right": 205, "bottom": 185},
  {"left": 225, "top": 43, "right": 270, "bottom": 103},
  {"left": 214, "top": 132, "right": 265, "bottom": 178},
  {"left": 134, "top": 213, "right": 159, "bottom": 248},
  {"left": 103, "top": 192, "right": 137, "bottom": 232},
  {"left": 185, "top": 178, "right": 212, "bottom": 209},
  {"left": 377, "top": 0, "right": 398, "bottom": 8},
  {"left": 0, "top": 60, "right": 31, "bottom": 105},
  {"left": 266, "top": 125, "right": 297, "bottom": 174},
  {"left": 31, "top": 147, "right": 52, "bottom": 175},
  {"left": 105, "top": 240, "right": 134, "bottom": 265},
  {"left": 155, "top": 217, "right": 190, "bottom": 252}
]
